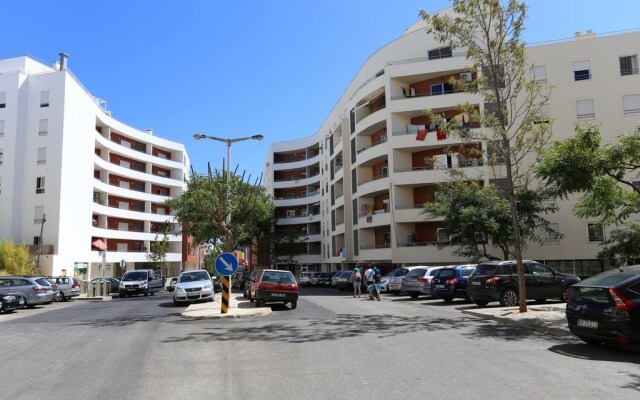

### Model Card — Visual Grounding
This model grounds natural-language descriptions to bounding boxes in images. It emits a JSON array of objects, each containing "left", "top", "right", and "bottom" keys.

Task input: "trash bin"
[{"left": 93, "top": 281, "right": 102, "bottom": 297}]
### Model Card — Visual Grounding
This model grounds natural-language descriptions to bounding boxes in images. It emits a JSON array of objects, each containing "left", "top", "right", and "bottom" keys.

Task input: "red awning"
[{"left": 92, "top": 239, "right": 107, "bottom": 251}]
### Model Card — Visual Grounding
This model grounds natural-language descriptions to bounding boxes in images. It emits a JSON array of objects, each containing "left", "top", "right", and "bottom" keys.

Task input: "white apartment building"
[
  {"left": 0, "top": 54, "right": 190, "bottom": 279},
  {"left": 264, "top": 12, "right": 640, "bottom": 277}
]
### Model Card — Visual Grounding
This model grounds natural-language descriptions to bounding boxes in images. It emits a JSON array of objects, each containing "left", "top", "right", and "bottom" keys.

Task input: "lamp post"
[{"left": 193, "top": 133, "right": 263, "bottom": 313}]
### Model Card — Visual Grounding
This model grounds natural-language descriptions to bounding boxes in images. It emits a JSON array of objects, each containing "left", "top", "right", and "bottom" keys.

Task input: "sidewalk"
[
  {"left": 461, "top": 302, "right": 570, "bottom": 336},
  {"left": 181, "top": 293, "right": 272, "bottom": 320}
]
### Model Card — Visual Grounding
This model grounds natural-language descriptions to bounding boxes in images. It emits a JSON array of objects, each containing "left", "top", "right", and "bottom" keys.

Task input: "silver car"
[
  {"left": 173, "top": 270, "right": 215, "bottom": 306},
  {"left": 0, "top": 276, "right": 54, "bottom": 308},
  {"left": 46, "top": 276, "right": 81, "bottom": 301},
  {"left": 388, "top": 267, "right": 423, "bottom": 295},
  {"left": 400, "top": 266, "right": 445, "bottom": 299}
]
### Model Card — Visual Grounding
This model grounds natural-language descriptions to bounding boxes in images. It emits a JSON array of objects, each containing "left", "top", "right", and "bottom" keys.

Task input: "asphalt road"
[{"left": 0, "top": 288, "right": 638, "bottom": 400}]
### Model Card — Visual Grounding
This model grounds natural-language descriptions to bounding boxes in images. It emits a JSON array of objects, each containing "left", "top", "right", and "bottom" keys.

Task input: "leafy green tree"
[
  {"left": 420, "top": 0, "right": 553, "bottom": 312},
  {"left": 165, "top": 171, "right": 273, "bottom": 254},
  {"left": 146, "top": 226, "right": 170, "bottom": 275},
  {"left": 423, "top": 171, "right": 557, "bottom": 261},
  {"left": 535, "top": 124, "right": 640, "bottom": 265},
  {"left": 0, "top": 239, "right": 36, "bottom": 276},
  {"left": 268, "top": 210, "right": 309, "bottom": 268}
]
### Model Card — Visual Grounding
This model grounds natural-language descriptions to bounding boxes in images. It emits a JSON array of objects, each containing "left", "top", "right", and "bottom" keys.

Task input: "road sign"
[{"left": 215, "top": 252, "right": 238, "bottom": 276}]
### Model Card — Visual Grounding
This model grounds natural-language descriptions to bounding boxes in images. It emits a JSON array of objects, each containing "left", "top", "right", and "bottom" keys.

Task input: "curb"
[
  {"left": 461, "top": 309, "right": 570, "bottom": 337},
  {"left": 181, "top": 307, "right": 272, "bottom": 320}
]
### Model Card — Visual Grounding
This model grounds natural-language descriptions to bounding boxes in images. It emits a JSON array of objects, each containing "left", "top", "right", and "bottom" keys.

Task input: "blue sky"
[{"left": 3, "top": 0, "right": 640, "bottom": 180}]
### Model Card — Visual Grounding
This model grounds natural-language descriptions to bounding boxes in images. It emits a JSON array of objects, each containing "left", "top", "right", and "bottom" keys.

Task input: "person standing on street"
[
  {"left": 364, "top": 265, "right": 375, "bottom": 300},
  {"left": 373, "top": 267, "right": 382, "bottom": 301},
  {"left": 352, "top": 268, "right": 362, "bottom": 298}
]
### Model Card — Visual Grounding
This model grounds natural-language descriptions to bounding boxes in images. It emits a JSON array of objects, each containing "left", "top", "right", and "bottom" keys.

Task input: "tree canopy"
[
  {"left": 0, "top": 239, "right": 36, "bottom": 276},
  {"left": 164, "top": 171, "right": 273, "bottom": 254}
]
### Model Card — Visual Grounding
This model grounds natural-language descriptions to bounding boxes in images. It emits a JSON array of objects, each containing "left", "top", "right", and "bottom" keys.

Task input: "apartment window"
[
  {"left": 40, "top": 90, "right": 50, "bottom": 107},
  {"left": 430, "top": 82, "right": 454, "bottom": 96},
  {"left": 0, "top": 92, "right": 6, "bottom": 108},
  {"left": 0, "top": 120, "right": 4, "bottom": 136},
  {"left": 535, "top": 103, "right": 550, "bottom": 124},
  {"left": 623, "top": 94, "right": 640, "bottom": 116},
  {"left": 33, "top": 236, "right": 41, "bottom": 245},
  {"left": 619, "top": 55, "right": 639, "bottom": 76},
  {"left": 576, "top": 99, "right": 595, "bottom": 120},
  {"left": 428, "top": 46, "right": 452, "bottom": 60},
  {"left": 545, "top": 223, "right": 560, "bottom": 243},
  {"left": 286, "top": 210, "right": 296, "bottom": 218},
  {"left": 37, "top": 147, "right": 47, "bottom": 164},
  {"left": 36, "top": 177, "right": 45, "bottom": 194},
  {"left": 34, "top": 206, "right": 44, "bottom": 223},
  {"left": 531, "top": 65, "right": 547, "bottom": 83},
  {"left": 39, "top": 119, "right": 48, "bottom": 136},
  {"left": 573, "top": 60, "right": 591, "bottom": 81},
  {"left": 587, "top": 223, "right": 604, "bottom": 242}
]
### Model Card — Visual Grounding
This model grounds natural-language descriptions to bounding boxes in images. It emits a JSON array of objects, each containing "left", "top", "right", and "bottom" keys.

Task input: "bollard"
[{"left": 103, "top": 281, "right": 110, "bottom": 296}]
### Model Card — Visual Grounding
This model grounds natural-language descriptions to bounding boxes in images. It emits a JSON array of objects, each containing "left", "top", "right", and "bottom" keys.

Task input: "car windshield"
[
  {"left": 460, "top": 268, "right": 475, "bottom": 277},
  {"left": 262, "top": 272, "right": 295, "bottom": 283},
  {"left": 474, "top": 264, "right": 498, "bottom": 274},
  {"left": 571, "top": 287, "right": 611, "bottom": 304},
  {"left": 579, "top": 268, "right": 640, "bottom": 286},
  {"left": 179, "top": 271, "right": 210, "bottom": 282},
  {"left": 35, "top": 278, "right": 51, "bottom": 286},
  {"left": 436, "top": 269, "right": 455, "bottom": 278},
  {"left": 394, "top": 268, "right": 410, "bottom": 277},
  {"left": 122, "top": 272, "right": 148, "bottom": 281},
  {"left": 406, "top": 269, "right": 427, "bottom": 278}
]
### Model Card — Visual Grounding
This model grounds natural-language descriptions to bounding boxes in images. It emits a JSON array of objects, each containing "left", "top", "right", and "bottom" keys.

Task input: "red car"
[{"left": 249, "top": 269, "right": 299, "bottom": 309}]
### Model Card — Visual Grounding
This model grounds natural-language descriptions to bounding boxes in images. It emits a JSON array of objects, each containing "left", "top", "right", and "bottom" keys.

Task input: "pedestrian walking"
[
  {"left": 373, "top": 267, "right": 382, "bottom": 301},
  {"left": 364, "top": 265, "right": 375, "bottom": 300},
  {"left": 352, "top": 268, "right": 362, "bottom": 297}
]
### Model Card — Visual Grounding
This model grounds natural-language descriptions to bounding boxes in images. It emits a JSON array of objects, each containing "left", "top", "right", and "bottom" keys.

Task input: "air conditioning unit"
[{"left": 460, "top": 72, "right": 473, "bottom": 81}]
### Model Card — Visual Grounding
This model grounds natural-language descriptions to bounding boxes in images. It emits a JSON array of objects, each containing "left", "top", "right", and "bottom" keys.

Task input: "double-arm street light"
[{"left": 192, "top": 133, "right": 264, "bottom": 252}]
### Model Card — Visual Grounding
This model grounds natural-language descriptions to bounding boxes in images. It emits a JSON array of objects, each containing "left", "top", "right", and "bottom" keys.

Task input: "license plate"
[
  {"left": 577, "top": 319, "right": 599, "bottom": 329},
  {"left": 472, "top": 281, "right": 481, "bottom": 286},
  {"left": 435, "top": 284, "right": 445, "bottom": 289},
  {"left": 127, "top": 289, "right": 136, "bottom": 292},
  {"left": 272, "top": 293, "right": 285, "bottom": 297}
]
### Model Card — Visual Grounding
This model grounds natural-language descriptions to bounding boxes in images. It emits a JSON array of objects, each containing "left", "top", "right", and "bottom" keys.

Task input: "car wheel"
[
  {"left": 255, "top": 299, "right": 262, "bottom": 307},
  {"left": 173, "top": 299, "right": 181, "bottom": 307},
  {"left": 144, "top": 289, "right": 149, "bottom": 297},
  {"left": 561, "top": 287, "right": 569, "bottom": 303},
  {"left": 443, "top": 297, "right": 454, "bottom": 303},
  {"left": 409, "top": 293, "right": 419, "bottom": 299},
  {"left": 474, "top": 300, "right": 489, "bottom": 307},
  {"left": 150, "top": 291, "right": 155, "bottom": 296},
  {"left": 25, "top": 304, "right": 37, "bottom": 309},
  {"left": 120, "top": 292, "right": 126, "bottom": 298},
  {"left": 499, "top": 288, "right": 519, "bottom": 307},
  {"left": 578, "top": 335, "right": 603, "bottom": 345},
  {"left": 290, "top": 301, "right": 297, "bottom": 310}
]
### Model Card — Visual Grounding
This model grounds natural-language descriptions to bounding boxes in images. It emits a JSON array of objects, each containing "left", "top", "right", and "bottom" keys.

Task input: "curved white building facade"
[
  {"left": 0, "top": 55, "right": 189, "bottom": 279},
  {"left": 265, "top": 12, "right": 640, "bottom": 277}
]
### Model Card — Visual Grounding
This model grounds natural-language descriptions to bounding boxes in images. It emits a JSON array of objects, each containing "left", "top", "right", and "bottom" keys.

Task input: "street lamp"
[{"left": 192, "top": 133, "right": 264, "bottom": 252}]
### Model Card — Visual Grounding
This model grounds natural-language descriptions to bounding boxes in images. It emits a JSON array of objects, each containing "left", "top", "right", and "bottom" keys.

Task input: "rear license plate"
[
  {"left": 435, "top": 284, "right": 445, "bottom": 289},
  {"left": 127, "top": 289, "right": 136, "bottom": 292},
  {"left": 577, "top": 319, "right": 599, "bottom": 329},
  {"left": 272, "top": 293, "right": 285, "bottom": 297},
  {"left": 472, "top": 281, "right": 481, "bottom": 286}
]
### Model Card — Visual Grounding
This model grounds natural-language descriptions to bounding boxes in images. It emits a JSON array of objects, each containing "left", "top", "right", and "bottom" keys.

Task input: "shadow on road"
[{"left": 549, "top": 343, "right": 640, "bottom": 364}]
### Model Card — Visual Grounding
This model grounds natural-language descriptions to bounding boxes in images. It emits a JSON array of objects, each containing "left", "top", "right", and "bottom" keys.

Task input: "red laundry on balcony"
[
  {"left": 436, "top": 127, "right": 447, "bottom": 140},
  {"left": 416, "top": 129, "right": 428, "bottom": 141}
]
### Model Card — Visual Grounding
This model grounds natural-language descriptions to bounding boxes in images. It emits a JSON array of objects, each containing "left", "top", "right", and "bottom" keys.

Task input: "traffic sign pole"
[{"left": 215, "top": 253, "right": 239, "bottom": 314}]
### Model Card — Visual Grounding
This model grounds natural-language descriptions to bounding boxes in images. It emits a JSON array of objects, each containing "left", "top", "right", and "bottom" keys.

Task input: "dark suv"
[
  {"left": 467, "top": 260, "right": 580, "bottom": 307},
  {"left": 430, "top": 265, "right": 476, "bottom": 302}
]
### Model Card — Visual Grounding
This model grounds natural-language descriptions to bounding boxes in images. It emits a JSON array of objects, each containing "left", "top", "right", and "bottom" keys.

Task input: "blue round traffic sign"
[{"left": 215, "top": 252, "right": 239, "bottom": 276}]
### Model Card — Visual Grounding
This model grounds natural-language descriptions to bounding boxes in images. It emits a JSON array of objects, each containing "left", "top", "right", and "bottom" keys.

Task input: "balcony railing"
[{"left": 357, "top": 172, "right": 389, "bottom": 186}]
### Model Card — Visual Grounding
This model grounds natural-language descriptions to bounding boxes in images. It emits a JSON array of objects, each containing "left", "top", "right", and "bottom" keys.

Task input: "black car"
[
  {"left": 566, "top": 265, "right": 640, "bottom": 345},
  {"left": 316, "top": 272, "right": 331, "bottom": 287},
  {"left": 243, "top": 270, "right": 261, "bottom": 298},
  {"left": 467, "top": 260, "right": 580, "bottom": 307},
  {"left": 0, "top": 290, "right": 24, "bottom": 313},
  {"left": 430, "top": 264, "right": 476, "bottom": 302},
  {"left": 233, "top": 271, "right": 251, "bottom": 290}
]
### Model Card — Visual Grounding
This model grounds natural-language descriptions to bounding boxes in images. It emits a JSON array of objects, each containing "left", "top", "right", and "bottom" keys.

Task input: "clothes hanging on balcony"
[
  {"left": 436, "top": 127, "right": 447, "bottom": 140},
  {"left": 416, "top": 129, "right": 428, "bottom": 141}
]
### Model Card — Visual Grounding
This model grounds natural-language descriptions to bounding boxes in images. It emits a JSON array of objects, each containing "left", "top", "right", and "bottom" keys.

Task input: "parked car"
[
  {"left": 46, "top": 276, "right": 80, "bottom": 301},
  {"left": 467, "top": 260, "right": 580, "bottom": 307},
  {"left": 379, "top": 275, "right": 391, "bottom": 293},
  {"left": 388, "top": 267, "right": 423, "bottom": 295},
  {"left": 249, "top": 269, "right": 299, "bottom": 309},
  {"left": 244, "top": 270, "right": 261, "bottom": 298},
  {"left": 310, "top": 272, "right": 321, "bottom": 286},
  {"left": 330, "top": 271, "right": 341, "bottom": 288},
  {"left": 430, "top": 265, "right": 476, "bottom": 302},
  {"left": 0, "top": 290, "right": 25, "bottom": 313},
  {"left": 336, "top": 271, "right": 354, "bottom": 291},
  {"left": 118, "top": 269, "right": 164, "bottom": 297},
  {"left": 233, "top": 271, "right": 251, "bottom": 290},
  {"left": 173, "top": 270, "right": 215, "bottom": 306},
  {"left": 0, "top": 276, "right": 54, "bottom": 308},
  {"left": 316, "top": 272, "right": 331, "bottom": 287},
  {"left": 166, "top": 277, "right": 178, "bottom": 292},
  {"left": 212, "top": 277, "right": 223, "bottom": 293},
  {"left": 401, "top": 266, "right": 445, "bottom": 299},
  {"left": 91, "top": 277, "right": 120, "bottom": 294},
  {"left": 566, "top": 265, "right": 640, "bottom": 345},
  {"left": 300, "top": 272, "right": 314, "bottom": 287}
]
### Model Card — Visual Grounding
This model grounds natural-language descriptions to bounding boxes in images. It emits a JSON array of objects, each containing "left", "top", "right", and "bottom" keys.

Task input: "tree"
[
  {"left": 0, "top": 239, "right": 36, "bottom": 276},
  {"left": 423, "top": 171, "right": 557, "bottom": 261},
  {"left": 165, "top": 170, "right": 273, "bottom": 256},
  {"left": 535, "top": 124, "right": 640, "bottom": 265},
  {"left": 146, "top": 226, "right": 170, "bottom": 275},
  {"left": 420, "top": 0, "right": 553, "bottom": 312},
  {"left": 267, "top": 210, "right": 309, "bottom": 268}
]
